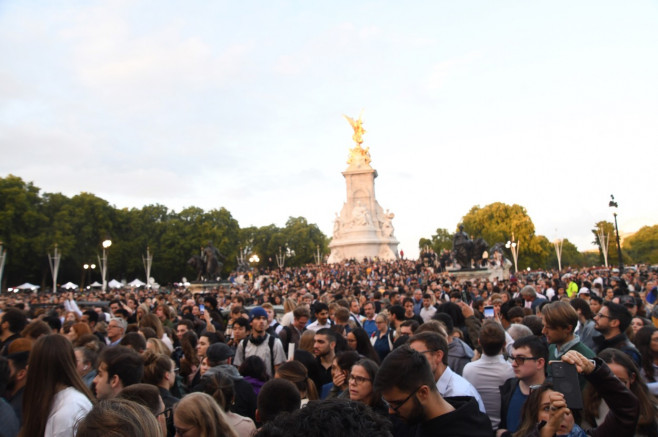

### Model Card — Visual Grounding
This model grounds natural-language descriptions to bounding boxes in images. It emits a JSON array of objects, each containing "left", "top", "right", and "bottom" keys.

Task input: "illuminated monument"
[{"left": 327, "top": 114, "right": 400, "bottom": 263}]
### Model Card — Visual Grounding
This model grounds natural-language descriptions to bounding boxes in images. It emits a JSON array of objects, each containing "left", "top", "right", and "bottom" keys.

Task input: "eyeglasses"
[
  {"left": 348, "top": 374, "right": 372, "bottom": 385},
  {"left": 509, "top": 355, "right": 538, "bottom": 366},
  {"left": 382, "top": 385, "right": 421, "bottom": 413},
  {"left": 157, "top": 407, "right": 172, "bottom": 421},
  {"left": 595, "top": 313, "right": 611, "bottom": 319}
]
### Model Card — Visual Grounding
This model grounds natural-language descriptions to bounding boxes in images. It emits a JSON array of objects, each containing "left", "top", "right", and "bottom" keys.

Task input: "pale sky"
[{"left": 2, "top": 1, "right": 657, "bottom": 262}]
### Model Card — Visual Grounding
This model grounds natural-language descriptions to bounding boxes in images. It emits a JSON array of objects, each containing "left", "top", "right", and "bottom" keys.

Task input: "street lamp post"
[
  {"left": 314, "top": 245, "right": 322, "bottom": 265},
  {"left": 143, "top": 246, "right": 153, "bottom": 289},
  {"left": 596, "top": 228, "right": 610, "bottom": 268},
  {"left": 82, "top": 263, "right": 96, "bottom": 290},
  {"left": 609, "top": 195, "right": 624, "bottom": 273},
  {"left": 275, "top": 247, "right": 286, "bottom": 269},
  {"left": 553, "top": 239, "right": 563, "bottom": 271},
  {"left": 0, "top": 243, "right": 6, "bottom": 293},
  {"left": 506, "top": 234, "right": 519, "bottom": 274},
  {"left": 98, "top": 238, "right": 112, "bottom": 292},
  {"left": 48, "top": 244, "right": 61, "bottom": 293}
]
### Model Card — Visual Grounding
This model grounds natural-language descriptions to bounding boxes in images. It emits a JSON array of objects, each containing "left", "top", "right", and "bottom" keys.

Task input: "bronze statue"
[
  {"left": 188, "top": 242, "right": 225, "bottom": 282},
  {"left": 452, "top": 225, "right": 489, "bottom": 270}
]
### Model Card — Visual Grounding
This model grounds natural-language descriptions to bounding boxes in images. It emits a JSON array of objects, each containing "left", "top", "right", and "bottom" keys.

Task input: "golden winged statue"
[{"left": 343, "top": 113, "right": 366, "bottom": 146}]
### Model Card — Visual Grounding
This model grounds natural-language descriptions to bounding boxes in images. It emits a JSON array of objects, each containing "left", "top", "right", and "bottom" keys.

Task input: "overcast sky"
[{"left": 1, "top": 1, "right": 657, "bottom": 262}]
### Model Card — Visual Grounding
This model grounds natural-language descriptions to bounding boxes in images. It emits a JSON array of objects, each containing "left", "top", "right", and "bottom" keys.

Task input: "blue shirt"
[{"left": 506, "top": 383, "right": 527, "bottom": 432}]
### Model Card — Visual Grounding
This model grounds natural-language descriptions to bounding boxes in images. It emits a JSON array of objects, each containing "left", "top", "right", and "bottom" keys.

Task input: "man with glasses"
[
  {"left": 106, "top": 317, "right": 127, "bottom": 346},
  {"left": 496, "top": 335, "right": 547, "bottom": 436},
  {"left": 593, "top": 301, "right": 641, "bottom": 367},
  {"left": 374, "top": 345, "right": 492, "bottom": 436},
  {"left": 408, "top": 332, "right": 485, "bottom": 413}
]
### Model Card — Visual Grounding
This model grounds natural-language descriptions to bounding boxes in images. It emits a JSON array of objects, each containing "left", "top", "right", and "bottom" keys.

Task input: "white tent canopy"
[
  {"left": 108, "top": 279, "right": 123, "bottom": 289},
  {"left": 61, "top": 282, "right": 78, "bottom": 290},
  {"left": 128, "top": 278, "right": 146, "bottom": 287},
  {"left": 89, "top": 281, "right": 102, "bottom": 287},
  {"left": 14, "top": 282, "right": 40, "bottom": 290}
]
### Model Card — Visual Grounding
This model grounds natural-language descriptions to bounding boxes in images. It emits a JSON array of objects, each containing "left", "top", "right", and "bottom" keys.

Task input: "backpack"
[{"left": 241, "top": 334, "right": 276, "bottom": 376}]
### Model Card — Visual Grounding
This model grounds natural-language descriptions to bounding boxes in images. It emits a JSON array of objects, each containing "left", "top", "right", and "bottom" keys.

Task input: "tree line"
[
  {"left": 0, "top": 175, "right": 328, "bottom": 290},
  {"left": 418, "top": 202, "right": 658, "bottom": 270}
]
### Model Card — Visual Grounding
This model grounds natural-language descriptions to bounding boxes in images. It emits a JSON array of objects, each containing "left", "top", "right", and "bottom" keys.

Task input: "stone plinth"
[{"left": 328, "top": 142, "right": 399, "bottom": 263}]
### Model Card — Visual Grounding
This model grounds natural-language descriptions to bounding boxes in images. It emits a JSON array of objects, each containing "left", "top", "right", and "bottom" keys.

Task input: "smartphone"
[
  {"left": 484, "top": 306, "right": 495, "bottom": 318},
  {"left": 549, "top": 361, "right": 583, "bottom": 409},
  {"left": 199, "top": 304, "right": 205, "bottom": 314}
]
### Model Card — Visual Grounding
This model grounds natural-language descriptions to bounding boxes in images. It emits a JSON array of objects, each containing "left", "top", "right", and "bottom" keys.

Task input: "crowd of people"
[{"left": 0, "top": 258, "right": 657, "bottom": 437}]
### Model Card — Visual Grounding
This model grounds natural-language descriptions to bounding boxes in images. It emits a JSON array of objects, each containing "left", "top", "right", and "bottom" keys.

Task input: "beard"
[{"left": 403, "top": 395, "right": 425, "bottom": 426}]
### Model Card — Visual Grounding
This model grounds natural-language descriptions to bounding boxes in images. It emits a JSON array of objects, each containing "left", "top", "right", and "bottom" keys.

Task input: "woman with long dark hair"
[
  {"left": 634, "top": 325, "right": 658, "bottom": 385},
  {"left": 20, "top": 334, "right": 94, "bottom": 437},
  {"left": 346, "top": 327, "right": 380, "bottom": 363}
]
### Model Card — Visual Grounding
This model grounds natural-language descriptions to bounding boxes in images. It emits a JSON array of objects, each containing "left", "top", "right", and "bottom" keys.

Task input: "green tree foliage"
[
  {"left": 0, "top": 175, "right": 327, "bottom": 288},
  {"left": 624, "top": 225, "right": 658, "bottom": 264},
  {"left": 591, "top": 221, "right": 617, "bottom": 266},
  {"left": 461, "top": 202, "right": 548, "bottom": 270},
  {"left": 544, "top": 238, "right": 583, "bottom": 269},
  {"left": 418, "top": 228, "right": 453, "bottom": 253}
]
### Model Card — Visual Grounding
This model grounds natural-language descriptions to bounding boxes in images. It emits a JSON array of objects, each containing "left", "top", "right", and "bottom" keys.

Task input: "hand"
[
  {"left": 561, "top": 350, "right": 595, "bottom": 375},
  {"left": 457, "top": 300, "right": 474, "bottom": 318},
  {"left": 333, "top": 371, "right": 346, "bottom": 387},
  {"left": 540, "top": 392, "right": 572, "bottom": 437}
]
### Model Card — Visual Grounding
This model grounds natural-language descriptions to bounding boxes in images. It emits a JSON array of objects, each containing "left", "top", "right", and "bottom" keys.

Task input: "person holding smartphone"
[{"left": 513, "top": 350, "right": 639, "bottom": 437}]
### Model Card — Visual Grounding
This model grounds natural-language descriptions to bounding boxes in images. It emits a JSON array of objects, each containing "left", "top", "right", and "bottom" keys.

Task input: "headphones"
[{"left": 249, "top": 334, "right": 267, "bottom": 346}]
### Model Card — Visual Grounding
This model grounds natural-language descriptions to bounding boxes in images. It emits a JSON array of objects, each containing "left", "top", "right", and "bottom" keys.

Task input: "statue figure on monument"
[
  {"left": 344, "top": 113, "right": 371, "bottom": 167},
  {"left": 333, "top": 213, "right": 343, "bottom": 238},
  {"left": 378, "top": 209, "right": 395, "bottom": 237},
  {"left": 352, "top": 201, "right": 372, "bottom": 226}
]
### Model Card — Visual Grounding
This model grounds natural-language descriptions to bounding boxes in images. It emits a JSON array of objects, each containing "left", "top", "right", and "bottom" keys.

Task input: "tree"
[
  {"left": 624, "top": 225, "right": 658, "bottom": 264},
  {"left": 418, "top": 228, "right": 453, "bottom": 253},
  {"left": 460, "top": 202, "right": 548, "bottom": 270}
]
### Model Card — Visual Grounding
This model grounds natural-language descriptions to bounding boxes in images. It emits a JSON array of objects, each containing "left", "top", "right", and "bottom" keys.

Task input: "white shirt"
[
  {"left": 420, "top": 306, "right": 437, "bottom": 323},
  {"left": 45, "top": 387, "right": 92, "bottom": 437},
  {"left": 437, "top": 366, "right": 486, "bottom": 413},
  {"left": 463, "top": 354, "right": 515, "bottom": 429},
  {"left": 306, "top": 320, "right": 332, "bottom": 332}
]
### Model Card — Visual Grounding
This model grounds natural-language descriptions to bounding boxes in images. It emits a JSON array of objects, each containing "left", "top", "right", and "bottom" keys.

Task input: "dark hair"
[
  {"left": 234, "top": 317, "right": 250, "bottom": 330},
  {"left": 255, "top": 398, "right": 393, "bottom": 437},
  {"left": 83, "top": 309, "right": 99, "bottom": 324},
  {"left": 336, "top": 351, "right": 361, "bottom": 372},
  {"left": 203, "top": 296, "right": 218, "bottom": 309},
  {"left": 522, "top": 315, "right": 545, "bottom": 336},
  {"left": 351, "top": 358, "right": 382, "bottom": 407},
  {"left": 388, "top": 305, "right": 405, "bottom": 321},
  {"left": 603, "top": 301, "right": 632, "bottom": 332},
  {"left": 20, "top": 320, "right": 52, "bottom": 340},
  {"left": 373, "top": 345, "right": 435, "bottom": 394},
  {"left": 348, "top": 328, "right": 380, "bottom": 363},
  {"left": 20, "top": 335, "right": 94, "bottom": 437},
  {"left": 478, "top": 320, "right": 506, "bottom": 356},
  {"left": 316, "top": 328, "right": 337, "bottom": 344},
  {"left": 257, "top": 379, "right": 301, "bottom": 424},
  {"left": 512, "top": 335, "right": 548, "bottom": 368},
  {"left": 400, "top": 319, "right": 419, "bottom": 333},
  {"left": 412, "top": 331, "right": 450, "bottom": 365},
  {"left": 2, "top": 308, "right": 27, "bottom": 334},
  {"left": 589, "top": 294, "right": 603, "bottom": 304},
  {"left": 432, "top": 312, "right": 454, "bottom": 334},
  {"left": 570, "top": 298, "right": 594, "bottom": 320},
  {"left": 98, "top": 346, "right": 144, "bottom": 388},
  {"left": 313, "top": 302, "right": 329, "bottom": 315},
  {"left": 120, "top": 332, "right": 147, "bottom": 353},
  {"left": 116, "top": 383, "right": 161, "bottom": 415},
  {"left": 293, "top": 306, "right": 311, "bottom": 320},
  {"left": 436, "top": 302, "right": 465, "bottom": 328},
  {"left": 0, "top": 356, "right": 10, "bottom": 394},
  {"left": 239, "top": 355, "right": 269, "bottom": 382},
  {"left": 198, "top": 371, "right": 236, "bottom": 412},
  {"left": 633, "top": 325, "right": 658, "bottom": 382}
]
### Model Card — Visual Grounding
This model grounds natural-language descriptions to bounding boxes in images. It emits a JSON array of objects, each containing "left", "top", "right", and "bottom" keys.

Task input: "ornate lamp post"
[
  {"left": 48, "top": 244, "right": 61, "bottom": 293},
  {"left": 506, "top": 234, "right": 519, "bottom": 274},
  {"left": 609, "top": 195, "right": 624, "bottom": 273},
  {"left": 596, "top": 228, "right": 610, "bottom": 268},
  {"left": 553, "top": 239, "right": 563, "bottom": 271},
  {"left": 0, "top": 243, "right": 6, "bottom": 293},
  {"left": 98, "top": 238, "right": 112, "bottom": 292},
  {"left": 82, "top": 263, "right": 96, "bottom": 290},
  {"left": 143, "top": 246, "right": 153, "bottom": 289},
  {"left": 275, "top": 247, "right": 286, "bottom": 269}
]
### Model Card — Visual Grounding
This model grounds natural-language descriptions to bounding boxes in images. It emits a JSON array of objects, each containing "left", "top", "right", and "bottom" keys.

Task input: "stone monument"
[{"left": 327, "top": 114, "right": 400, "bottom": 263}]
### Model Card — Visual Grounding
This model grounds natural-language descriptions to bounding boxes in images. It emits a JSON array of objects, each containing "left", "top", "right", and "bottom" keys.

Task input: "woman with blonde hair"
[
  {"left": 75, "top": 398, "right": 162, "bottom": 437},
  {"left": 140, "top": 313, "right": 173, "bottom": 351},
  {"left": 275, "top": 360, "right": 318, "bottom": 405},
  {"left": 173, "top": 392, "right": 238, "bottom": 437},
  {"left": 146, "top": 338, "right": 170, "bottom": 356}
]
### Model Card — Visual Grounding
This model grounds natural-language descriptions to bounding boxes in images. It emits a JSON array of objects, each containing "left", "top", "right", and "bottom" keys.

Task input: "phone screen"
[
  {"left": 199, "top": 304, "right": 205, "bottom": 313},
  {"left": 484, "top": 306, "right": 494, "bottom": 318}
]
